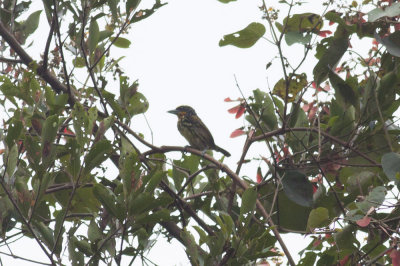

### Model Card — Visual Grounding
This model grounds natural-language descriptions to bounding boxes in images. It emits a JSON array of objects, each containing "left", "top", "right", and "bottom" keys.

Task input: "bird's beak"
[{"left": 168, "top": 109, "right": 179, "bottom": 115}]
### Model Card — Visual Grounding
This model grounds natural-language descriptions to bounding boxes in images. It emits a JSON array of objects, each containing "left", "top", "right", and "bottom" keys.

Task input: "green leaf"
[
  {"left": 313, "top": 25, "right": 349, "bottom": 86},
  {"left": 129, "top": 192, "right": 153, "bottom": 215},
  {"left": 307, "top": 207, "right": 329, "bottom": 230},
  {"left": 285, "top": 32, "right": 312, "bottom": 46},
  {"left": 126, "top": 0, "right": 141, "bottom": 13},
  {"left": 108, "top": 0, "right": 118, "bottom": 20},
  {"left": 299, "top": 252, "right": 317, "bottom": 266},
  {"left": 71, "top": 236, "right": 93, "bottom": 256},
  {"left": 68, "top": 236, "right": 84, "bottom": 264},
  {"left": 53, "top": 210, "right": 65, "bottom": 256},
  {"left": 219, "top": 22, "right": 266, "bottom": 48},
  {"left": 328, "top": 70, "right": 358, "bottom": 109},
  {"left": 218, "top": 0, "right": 237, "bottom": 3},
  {"left": 89, "top": 19, "right": 100, "bottom": 55},
  {"left": 180, "top": 229, "right": 199, "bottom": 263},
  {"left": 356, "top": 186, "right": 386, "bottom": 213},
  {"left": 22, "top": 10, "right": 42, "bottom": 36},
  {"left": 273, "top": 73, "right": 308, "bottom": 102},
  {"left": 72, "top": 103, "right": 88, "bottom": 146},
  {"left": 240, "top": 187, "right": 257, "bottom": 217},
  {"left": 145, "top": 170, "right": 164, "bottom": 193},
  {"left": 73, "top": 57, "right": 86, "bottom": 68},
  {"left": 378, "top": 71, "right": 398, "bottom": 110},
  {"left": 276, "top": 13, "right": 323, "bottom": 34},
  {"left": 25, "top": 135, "right": 41, "bottom": 169},
  {"left": 83, "top": 139, "right": 113, "bottom": 176},
  {"left": 6, "top": 144, "right": 18, "bottom": 177},
  {"left": 374, "top": 31, "right": 400, "bottom": 57},
  {"left": 110, "top": 37, "right": 131, "bottom": 48},
  {"left": 136, "top": 209, "right": 170, "bottom": 224},
  {"left": 249, "top": 88, "right": 277, "bottom": 130},
  {"left": 126, "top": 92, "right": 149, "bottom": 116},
  {"left": 368, "top": 2, "right": 400, "bottom": 22},
  {"left": 103, "top": 90, "right": 126, "bottom": 119},
  {"left": 334, "top": 225, "right": 356, "bottom": 250},
  {"left": 41, "top": 115, "right": 59, "bottom": 167},
  {"left": 88, "top": 219, "right": 103, "bottom": 242},
  {"left": 281, "top": 171, "right": 313, "bottom": 207},
  {"left": 5, "top": 119, "right": 23, "bottom": 149},
  {"left": 345, "top": 171, "right": 374, "bottom": 195},
  {"left": 33, "top": 221, "right": 55, "bottom": 250},
  {"left": 92, "top": 184, "right": 124, "bottom": 220},
  {"left": 382, "top": 152, "right": 400, "bottom": 181}
]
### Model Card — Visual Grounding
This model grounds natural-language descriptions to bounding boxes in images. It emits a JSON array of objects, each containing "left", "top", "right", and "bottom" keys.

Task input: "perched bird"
[{"left": 168, "top": 105, "right": 231, "bottom": 157}]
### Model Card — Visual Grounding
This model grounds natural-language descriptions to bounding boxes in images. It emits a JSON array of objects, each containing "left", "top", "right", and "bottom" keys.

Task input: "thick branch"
[
  {"left": 142, "top": 146, "right": 296, "bottom": 266},
  {"left": 0, "top": 22, "right": 75, "bottom": 104},
  {"left": 251, "top": 127, "right": 381, "bottom": 166}
]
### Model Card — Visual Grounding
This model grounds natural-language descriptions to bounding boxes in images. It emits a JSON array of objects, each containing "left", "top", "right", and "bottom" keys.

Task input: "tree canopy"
[{"left": 1, "top": 0, "right": 400, "bottom": 265}]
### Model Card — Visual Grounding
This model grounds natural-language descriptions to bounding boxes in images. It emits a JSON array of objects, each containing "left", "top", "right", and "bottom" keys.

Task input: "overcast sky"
[{"left": 1, "top": 0, "right": 351, "bottom": 264}]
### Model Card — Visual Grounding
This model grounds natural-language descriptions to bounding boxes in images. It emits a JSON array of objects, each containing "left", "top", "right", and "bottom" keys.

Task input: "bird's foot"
[
  {"left": 201, "top": 149, "right": 209, "bottom": 158},
  {"left": 183, "top": 145, "right": 191, "bottom": 154}
]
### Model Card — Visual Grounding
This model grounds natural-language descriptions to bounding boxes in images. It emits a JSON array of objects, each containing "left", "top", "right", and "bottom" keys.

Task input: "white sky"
[{"left": 1, "top": 0, "right": 373, "bottom": 265}]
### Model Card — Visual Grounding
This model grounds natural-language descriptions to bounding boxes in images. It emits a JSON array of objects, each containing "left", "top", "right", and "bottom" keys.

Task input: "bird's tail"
[{"left": 214, "top": 145, "right": 231, "bottom": 157}]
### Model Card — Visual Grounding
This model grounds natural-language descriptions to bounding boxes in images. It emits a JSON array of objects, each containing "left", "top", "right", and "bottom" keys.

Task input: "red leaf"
[
  {"left": 339, "top": 255, "right": 350, "bottom": 266},
  {"left": 335, "top": 66, "right": 344, "bottom": 72},
  {"left": 317, "top": 30, "right": 332, "bottom": 37},
  {"left": 312, "top": 82, "right": 316, "bottom": 89},
  {"left": 228, "top": 105, "right": 241, "bottom": 114},
  {"left": 308, "top": 106, "right": 317, "bottom": 120},
  {"left": 224, "top": 97, "right": 233, "bottom": 102},
  {"left": 390, "top": 249, "right": 400, "bottom": 266},
  {"left": 63, "top": 127, "right": 75, "bottom": 135},
  {"left": 329, "top": 21, "right": 335, "bottom": 26},
  {"left": 302, "top": 102, "right": 314, "bottom": 112},
  {"left": 235, "top": 105, "right": 245, "bottom": 119},
  {"left": 356, "top": 216, "right": 371, "bottom": 227},
  {"left": 313, "top": 238, "right": 322, "bottom": 247},
  {"left": 312, "top": 183, "right": 318, "bottom": 194},
  {"left": 256, "top": 167, "right": 262, "bottom": 183},
  {"left": 230, "top": 128, "right": 246, "bottom": 138}
]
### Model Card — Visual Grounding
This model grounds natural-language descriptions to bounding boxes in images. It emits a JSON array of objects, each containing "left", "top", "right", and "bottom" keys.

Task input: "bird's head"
[{"left": 168, "top": 105, "right": 197, "bottom": 119}]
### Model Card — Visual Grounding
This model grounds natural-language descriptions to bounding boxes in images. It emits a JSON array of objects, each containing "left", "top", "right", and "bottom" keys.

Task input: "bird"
[{"left": 168, "top": 105, "right": 231, "bottom": 157}]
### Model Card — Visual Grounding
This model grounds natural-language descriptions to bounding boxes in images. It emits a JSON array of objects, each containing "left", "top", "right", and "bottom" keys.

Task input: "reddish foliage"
[
  {"left": 224, "top": 97, "right": 233, "bottom": 102},
  {"left": 256, "top": 167, "right": 262, "bottom": 184},
  {"left": 63, "top": 127, "right": 75, "bottom": 135},
  {"left": 235, "top": 105, "right": 246, "bottom": 118},
  {"left": 318, "top": 30, "right": 332, "bottom": 37},
  {"left": 312, "top": 183, "right": 318, "bottom": 194},
  {"left": 339, "top": 255, "right": 350, "bottom": 266},
  {"left": 228, "top": 105, "right": 241, "bottom": 114},
  {"left": 356, "top": 216, "right": 371, "bottom": 227},
  {"left": 312, "top": 82, "right": 316, "bottom": 89},
  {"left": 313, "top": 238, "right": 322, "bottom": 247},
  {"left": 228, "top": 104, "right": 246, "bottom": 118},
  {"left": 390, "top": 249, "right": 400, "bottom": 266},
  {"left": 230, "top": 128, "right": 246, "bottom": 138},
  {"left": 335, "top": 66, "right": 344, "bottom": 73}
]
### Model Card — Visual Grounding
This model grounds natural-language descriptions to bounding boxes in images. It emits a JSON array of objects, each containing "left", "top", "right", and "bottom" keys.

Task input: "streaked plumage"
[{"left": 168, "top": 105, "right": 231, "bottom": 157}]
